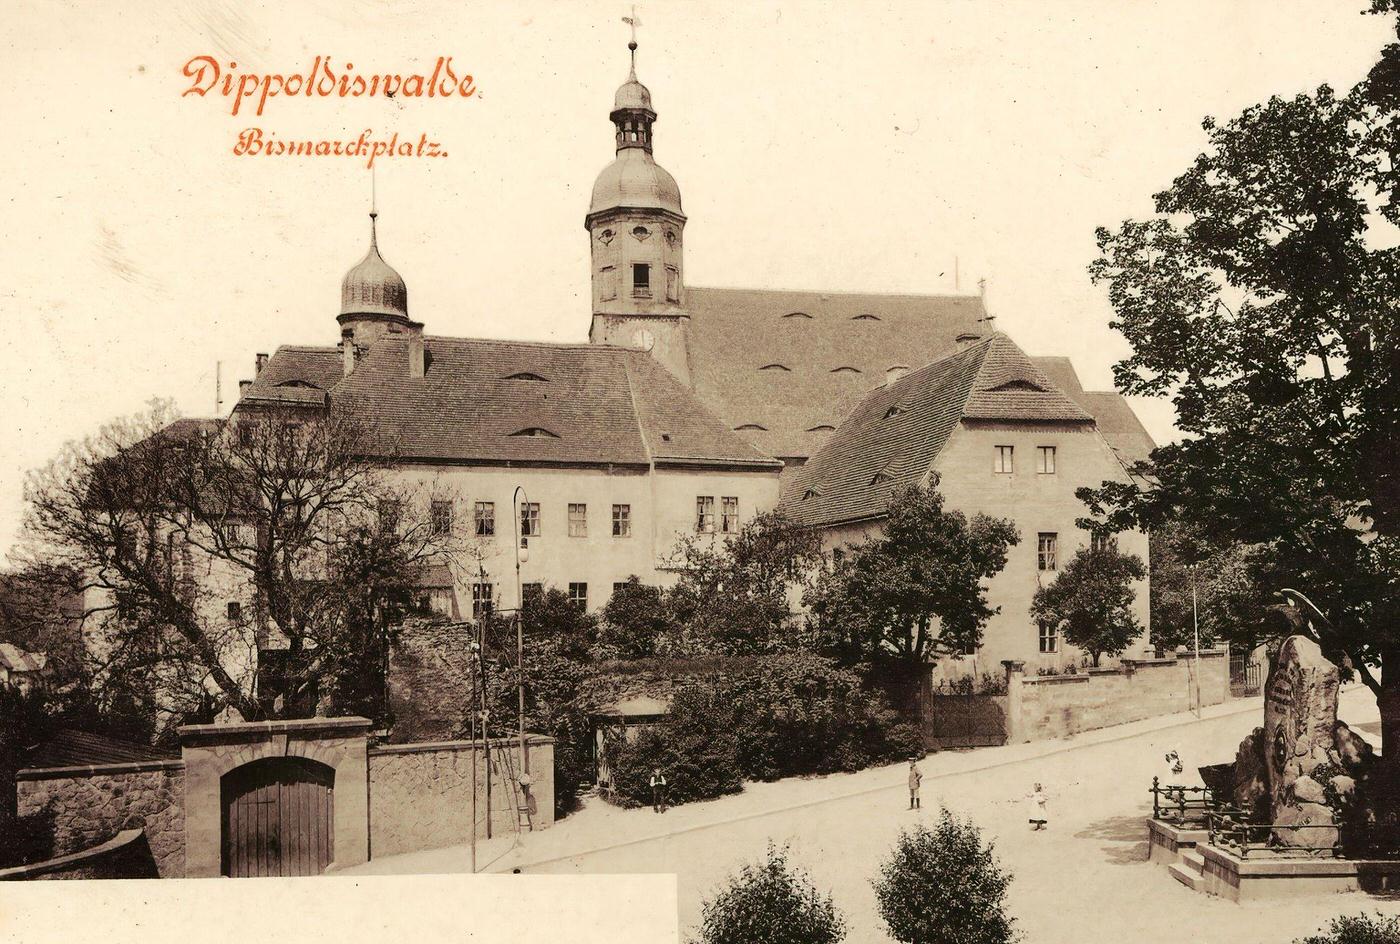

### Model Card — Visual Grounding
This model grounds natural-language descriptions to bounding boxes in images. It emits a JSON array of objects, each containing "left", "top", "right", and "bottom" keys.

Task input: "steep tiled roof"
[
  {"left": 238, "top": 337, "right": 778, "bottom": 471},
  {"left": 1032, "top": 356, "right": 1156, "bottom": 467},
  {"left": 782, "top": 335, "right": 1094, "bottom": 527},
  {"left": 685, "top": 287, "right": 988, "bottom": 459},
  {"left": 22, "top": 728, "right": 175, "bottom": 768}
]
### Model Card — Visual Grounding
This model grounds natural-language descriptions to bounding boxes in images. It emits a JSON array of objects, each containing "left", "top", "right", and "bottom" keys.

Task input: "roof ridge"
[
  {"left": 619, "top": 351, "right": 656, "bottom": 466},
  {"left": 688, "top": 284, "right": 987, "bottom": 303}
]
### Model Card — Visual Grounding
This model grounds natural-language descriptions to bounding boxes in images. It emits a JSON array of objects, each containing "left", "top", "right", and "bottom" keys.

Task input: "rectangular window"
[
  {"left": 568, "top": 503, "right": 588, "bottom": 538},
  {"left": 612, "top": 504, "right": 631, "bottom": 537},
  {"left": 665, "top": 265, "right": 679, "bottom": 302},
  {"left": 472, "top": 582, "right": 494, "bottom": 620},
  {"left": 226, "top": 601, "right": 242, "bottom": 623},
  {"left": 430, "top": 500, "right": 454, "bottom": 536},
  {"left": 522, "top": 582, "right": 544, "bottom": 609},
  {"left": 377, "top": 499, "right": 402, "bottom": 534},
  {"left": 1039, "top": 621, "right": 1059, "bottom": 654},
  {"left": 612, "top": 581, "right": 629, "bottom": 599},
  {"left": 1038, "top": 532, "right": 1059, "bottom": 571},
  {"left": 474, "top": 501, "right": 495, "bottom": 537},
  {"left": 1037, "top": 446, "right": 1057, "bottom": 475},
  {"left": 521, "top": 502, "right": 541, "bottom": 537},
  {"left": 994, "top": 445, "right": 1014, "bottom": 474},
  {"left": 721, "top": 497, "right": 739, "bottom": 534},
  {"left": 568, "top": 582, "right": 588, "bottom": 610},
  {"left": 238, "top": 423, "right": 255, "bottom": 446},
  {"left": 695, "top": 496, "right": 715, "bottom": 533},
  {"left": 223, "top": 523, "right": 241, "bottom": 545},
  {"left": 632, "top": 263, "right": 651, "bottom": 298},
  {"left": 600, "top": 265, "right": 618, "bottom": 302},
  {"left": 1091, "top": 532, "right": 1118, "bottom": 554}
]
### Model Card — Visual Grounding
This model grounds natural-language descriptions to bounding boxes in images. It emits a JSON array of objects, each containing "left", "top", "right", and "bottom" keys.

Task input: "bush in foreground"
[
  {"left": 1297, "top": 913, "right": 1400, "bottom": 944},
  {"left": 697, "top": 843, "right": 845, "bottom": 944},
  {"left": 874, "top": 810, "right": 1016, "bottom": 944}
]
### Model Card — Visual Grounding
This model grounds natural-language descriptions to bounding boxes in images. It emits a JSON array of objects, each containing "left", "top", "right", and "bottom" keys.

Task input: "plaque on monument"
[{"left": 1262, "top": 635, "right": 1341, "bottom": 847}]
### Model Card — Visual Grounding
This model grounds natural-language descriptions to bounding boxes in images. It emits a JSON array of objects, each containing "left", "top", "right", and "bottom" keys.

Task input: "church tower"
[{"left": 586, "top": 35, "right": 690, "bottom": 384}]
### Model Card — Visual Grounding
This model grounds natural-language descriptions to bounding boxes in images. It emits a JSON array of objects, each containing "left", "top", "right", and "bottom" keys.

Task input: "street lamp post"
[
  {"left": 512, "top": 485, "right": 530, "bottom": 783},
  {"left": 1188, "top": 563, "right": 1202, "bottom": 718}
]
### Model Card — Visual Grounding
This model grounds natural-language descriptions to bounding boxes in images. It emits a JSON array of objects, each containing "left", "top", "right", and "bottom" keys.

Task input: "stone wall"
[
  {"left": 15, "top": 760, "right": 185, "bottom": 878},
  {"left": 1004, "top": 649, "right": 1230, "bottom": 743},
  {"left": 388, "top": 618, "right": 474, "bottom": 743},
  {"left": 368, "top": 735, "right": 554, "bottom": 859},
  {"left": 0, "top": 829, "right": 158, "bottom": 881}
]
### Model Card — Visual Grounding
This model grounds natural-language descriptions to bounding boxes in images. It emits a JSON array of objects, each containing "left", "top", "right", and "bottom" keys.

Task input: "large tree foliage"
[
  {"left": 1082, "top": 7, "right": 1400, "bottom": 778},
  {"left": 19, "top": 401, "right": 466, "bottom": 727},
  {"left": 1030, "top": 545, "right": 1146, "bottom": 666},
  {"left": 665, "top": 511, "right": 824, "bottom": 655},
  {"left": 1148, "top": 519, "right": 1276, "bottom": 652},
  {"left": 806, "top": 485, "right": 1018, "bottom": 670}
]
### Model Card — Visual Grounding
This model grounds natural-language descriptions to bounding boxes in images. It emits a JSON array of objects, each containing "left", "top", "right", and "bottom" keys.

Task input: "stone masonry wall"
[
  {"left": 1008, "top": 649, "right": 1230, "bottom": 743},
  {"left": 388, "top": 618, "right": 474, "bottom": 743},
  {"left": 368, "top": 736, "right": 554, "bottom": 859},
  {"left": 16, "top": 761, "right": 185, "bottom": 878}
]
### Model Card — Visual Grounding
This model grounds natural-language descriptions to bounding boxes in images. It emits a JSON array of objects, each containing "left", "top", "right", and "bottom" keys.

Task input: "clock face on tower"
[{"left": 632, "top": 328, "right": 655, "bottom": 351}]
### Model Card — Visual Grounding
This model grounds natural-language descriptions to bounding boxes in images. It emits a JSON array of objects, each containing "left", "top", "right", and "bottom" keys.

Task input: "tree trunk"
[{"left": 1379, "top": 647, "right": 1400, "bottom": 806}]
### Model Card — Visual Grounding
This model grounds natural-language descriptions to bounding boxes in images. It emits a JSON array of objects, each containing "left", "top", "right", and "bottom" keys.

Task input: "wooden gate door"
[{"left": 221, "top": 757, "right": 335, "bottom": 877}]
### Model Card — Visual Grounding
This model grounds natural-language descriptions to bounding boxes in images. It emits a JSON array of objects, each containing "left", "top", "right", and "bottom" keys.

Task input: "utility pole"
[{"left": 469, "top": 620, "right": 479, "bottom": 874}]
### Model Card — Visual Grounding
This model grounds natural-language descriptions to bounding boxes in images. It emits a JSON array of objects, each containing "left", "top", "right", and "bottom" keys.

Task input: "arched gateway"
[{"left": 220, "top": 756, "right": 335, "bottom": 877}]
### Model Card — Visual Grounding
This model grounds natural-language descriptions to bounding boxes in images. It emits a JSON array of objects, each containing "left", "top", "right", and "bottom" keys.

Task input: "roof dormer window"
[
  {"left": 759, "top": 364, "right": 791, "bottom": 372},
  {"left": 883, "top": 405, "right": 905, "bottom": 420},
  {"left": 782, "top": 311, "right": 813, "bottom": 320},
  {"left": 504, "top": 372, "right": 549, "bottom": 382},
  {"left": 852, "top": 313, "right": 881, "bottom": 321},
  {"left": 831, "top": 366, "right": 862, "bottom": 374},
  {"left": 509, "top": 428, "right": 561, "bottom": 439},
  {"left": 735, "top": 424, "right": 768, "bottom": 431},
  {"left": 805, "top": 424, "right": 835, "bottom": 432}
]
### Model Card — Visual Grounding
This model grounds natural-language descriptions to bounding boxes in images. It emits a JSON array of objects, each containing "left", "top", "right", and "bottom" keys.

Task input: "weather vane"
[{"left": 623, "top": 6, "right": 641, "bottom": 60}]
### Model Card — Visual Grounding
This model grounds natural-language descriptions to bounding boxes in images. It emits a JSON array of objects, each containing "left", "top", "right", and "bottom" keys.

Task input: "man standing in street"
[
  {"left": 650, "top": 767, "right": 669, "bottom": 813},
  {"left": 907, "top": 757, "right": 923, "bottom": 810}
]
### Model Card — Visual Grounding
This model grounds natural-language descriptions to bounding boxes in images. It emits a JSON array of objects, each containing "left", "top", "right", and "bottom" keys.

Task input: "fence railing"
[
  {"left": 1229, "top": 657, "right": 1262, "bottom": 696},
  {"left": 1150, "top": 777, "right": 1224, "bottom": 826},
  {"left": 1199, "top": 803, "right": 1400, "bottom": 860}
]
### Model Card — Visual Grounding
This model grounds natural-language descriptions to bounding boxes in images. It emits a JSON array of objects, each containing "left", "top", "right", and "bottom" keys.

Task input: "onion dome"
[
  {"left": 340, "top": 213, "right": 408, "bottom": 321},
  {"left": 589, "top": 44, "right": 684, "bottom": 220}
]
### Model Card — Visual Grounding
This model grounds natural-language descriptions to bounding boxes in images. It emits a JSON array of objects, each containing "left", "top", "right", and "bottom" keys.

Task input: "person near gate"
[
  {"left": 907, "top": 757, "right": 923, "bottom": 810},
  {"left": 650, "top": 767, "right": 669, "bottom": 813}
]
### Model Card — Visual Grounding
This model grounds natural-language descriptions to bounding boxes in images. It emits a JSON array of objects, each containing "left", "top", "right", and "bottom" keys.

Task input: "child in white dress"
[{"left": 1027, "top": 782, "right": 1048, "bottom": 830}]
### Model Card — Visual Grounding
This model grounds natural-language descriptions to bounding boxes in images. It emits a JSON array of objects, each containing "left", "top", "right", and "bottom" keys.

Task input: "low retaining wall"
[
  {"left": 0, "top": 829, "right": 157, "bottom": 881},
  {"left": 368, "top": 735, "right": 555, "bottom": 859},
  {"left": 1197, "top": 842, "right": 1400, "bottom": 901},
  {"left": 15, "top": 759, "right": 184, "bottom": 878},
  {"left": 1004, "top": 649, "right": 1230, "bottom": 743}
]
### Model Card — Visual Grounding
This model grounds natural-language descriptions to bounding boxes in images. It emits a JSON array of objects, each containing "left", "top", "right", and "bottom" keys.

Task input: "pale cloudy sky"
[{"left": 0, "top": 0, "right": 1391, "bottom": 562}]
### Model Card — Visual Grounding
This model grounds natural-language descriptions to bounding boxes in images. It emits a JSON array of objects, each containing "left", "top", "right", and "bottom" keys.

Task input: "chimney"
[
  {"left": 885, "top": 365, "right": 908, "bottom": 387},
  {"left": 238, "top": 379, "right": 252, "bottom": 396},
  {"left": 342, "top": 338, "right": 357, "bottom": 377},
  {"left": 255, "top": 353, "right": 269, "bottom": 375},
  {"left": 407, "top": 321, "right": 425, "bottom": 379}
]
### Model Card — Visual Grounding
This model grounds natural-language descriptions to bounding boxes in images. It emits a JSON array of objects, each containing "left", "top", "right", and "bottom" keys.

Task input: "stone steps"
[{"left": 1169, "top": 849, "right": 1206, "bottom": 892}]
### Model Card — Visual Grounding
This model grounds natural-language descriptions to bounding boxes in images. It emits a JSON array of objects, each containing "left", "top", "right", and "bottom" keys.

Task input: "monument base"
[
  {"left": 1187, "top": 842, "right": 1400, "bottom": 901},
  {"left": 1146, "top": 817, "right": 1208, "bottom": 866}
]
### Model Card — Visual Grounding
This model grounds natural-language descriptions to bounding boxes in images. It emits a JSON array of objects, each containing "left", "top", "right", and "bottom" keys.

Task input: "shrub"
[
  {"left": 874, "top": 810, "right": 1016, "bottom": 944},
  {"left": 0, "top": 805, "right": 56, "bottom": 868},
  {"left": 604, "top": 680, "right": 744, "bottom": 806},
  {"left": 697, "top": 843, "right": 845, "bottom": 944},
  {"left": 599, "top": 577, "right": 677, "bottom": 659},
  {"left": 1297, "top": 913, "right": 1400, "bottom": 944}
]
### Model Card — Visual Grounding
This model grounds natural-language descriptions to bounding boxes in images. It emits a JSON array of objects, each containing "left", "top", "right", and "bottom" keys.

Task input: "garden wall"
[
  {"left": 368, "top": 735, "right": 555, "bottom": 859},
  {"left": 1004, "top": 648, "right": 1230, "bottom": 743},
  {"left": 14, "top": 759, "right": 185, "bottom": 878}
]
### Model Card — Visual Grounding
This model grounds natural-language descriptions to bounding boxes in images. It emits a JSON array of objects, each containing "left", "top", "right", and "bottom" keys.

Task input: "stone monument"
[{"left": 1263, "top": 635, "right": 1341, "bottom": 847}]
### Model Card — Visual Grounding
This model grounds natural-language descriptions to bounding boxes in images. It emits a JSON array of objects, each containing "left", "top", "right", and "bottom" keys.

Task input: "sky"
[{"left": 0, "top": 0, "right": 1392, "bottom": 564}]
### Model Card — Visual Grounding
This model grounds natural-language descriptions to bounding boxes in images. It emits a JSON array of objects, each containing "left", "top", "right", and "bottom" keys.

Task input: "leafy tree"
[
  {"left": 1297, "top": 912, "right": 1400, "bottom": 944},
  {"left": 697, "top": 843, "right": 846, "bottom": 944},
  {"left": 1081, "top": 5, "right": 1400, "bottom": 786},
  {"left": 874, "top": 810, "right": 1016, "bottom": 944},
  {"left": 1029, "top": 545, "right": 1147, "bottom": 667},
  {"left": 18, "top": 401, "right": 468, "bottom": 726},
  {"left": 599, "top": 576, "right": 675, "bottom": 659},
  {"left": 806, "top": 485, "right": 1018, "bottom": 670},
  {"left": 1147, "top": 519, "right": 1275, "bottom": 652},
  {"left": 666, "top": 511, "right": 824, "bottom": 655}
]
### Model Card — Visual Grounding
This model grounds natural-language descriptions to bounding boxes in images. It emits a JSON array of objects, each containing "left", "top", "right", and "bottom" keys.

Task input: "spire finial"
[
  {"left": 369, "top": 167, "right": 379, "bottom": 248},
  {"left": 622, "top": 6, "right": 641, "bottom": 75}
]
